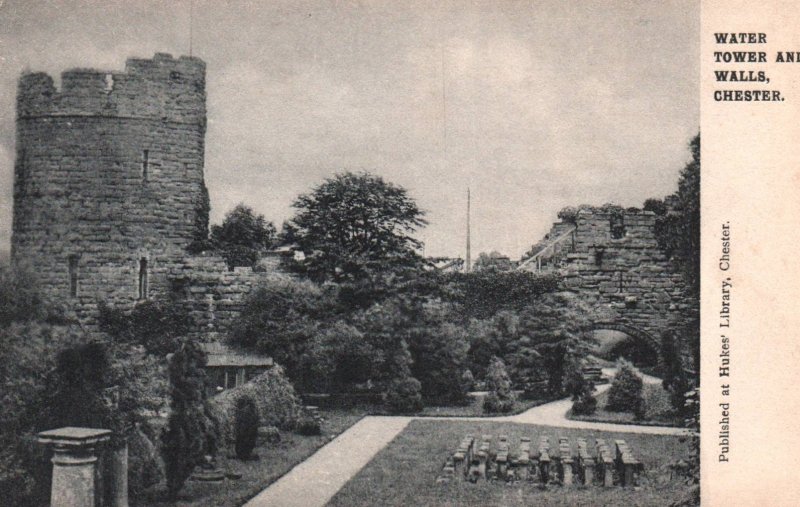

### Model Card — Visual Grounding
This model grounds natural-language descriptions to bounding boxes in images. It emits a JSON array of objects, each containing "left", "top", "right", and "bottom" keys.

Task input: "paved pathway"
[
  {"left": 245, "top": 369, "right": 687, "bottom": 507},
  {"left": 244, "top": 416, "right": 412, "bottom": 507}
]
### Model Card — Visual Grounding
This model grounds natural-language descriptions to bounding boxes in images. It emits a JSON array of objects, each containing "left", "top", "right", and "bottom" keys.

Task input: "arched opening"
[{"left": 592, "top": 328, "right": 658, "bottom": 368}]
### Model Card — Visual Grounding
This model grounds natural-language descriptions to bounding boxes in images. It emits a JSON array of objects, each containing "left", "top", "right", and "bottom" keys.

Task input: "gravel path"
[{"left": 245, "top": 369, "right": 687, "bottom": 506}]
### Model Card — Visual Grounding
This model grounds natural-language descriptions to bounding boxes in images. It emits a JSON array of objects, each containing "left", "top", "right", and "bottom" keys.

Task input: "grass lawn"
[
  {"left": 328, "top": 419, "right": 694, "bottom": 507},
  {"left": 135, "top": 408, "right": 365, "bottom": 507},
  {"left": 416, "top": 393, "right": 555, "bottom": 418},
  {"left": 357, "top": 393, "right": 555, "bottom": 418},
  {"left": 569, "top": 383, "right": 681, "bottom": 426}
]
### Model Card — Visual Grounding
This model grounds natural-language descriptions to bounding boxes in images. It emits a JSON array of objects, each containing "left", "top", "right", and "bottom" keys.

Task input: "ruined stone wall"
[
  {"left": 522, "top": 210, "right": 692, "bottom": 347},
  {"left": 169, "top": 253, "right": 292, "bottom": 335},
  {"left": 11, "top": 54, "right": 209, "bottom": 320}
]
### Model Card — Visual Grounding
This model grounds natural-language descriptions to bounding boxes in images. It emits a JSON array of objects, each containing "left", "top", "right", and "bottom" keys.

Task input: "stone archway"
[{"left": 592, "top": 321, "right": 660, "bottom": 367}]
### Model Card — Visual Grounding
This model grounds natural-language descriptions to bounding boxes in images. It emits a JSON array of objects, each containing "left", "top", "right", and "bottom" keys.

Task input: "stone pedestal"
[
  {"left": 109, "top": 444, "right": 129, "bottom": 507},
  {"left": 38, "top": 427, "right": 111, "bottom": 507}
]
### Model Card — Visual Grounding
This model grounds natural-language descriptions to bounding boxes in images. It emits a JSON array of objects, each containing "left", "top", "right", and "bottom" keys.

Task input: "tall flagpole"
[
  {"left": 189, "top": 0, "right": 194, "bottom": 57},
  {"left": 466, "top": 188, "right": 471, "bottom": 273}
]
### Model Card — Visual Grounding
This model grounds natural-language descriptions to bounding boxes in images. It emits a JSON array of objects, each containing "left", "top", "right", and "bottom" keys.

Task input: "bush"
[
  {"left": 0, "top": 265, "right": 64, "bottom": 326},
  {"left": 295, "top": 414, "right": 322, "bottom": 436},
  {"left": 385, "top": 376, "right": 424, "bottom": 414},
  {"left": 407, "top": 321, "right": 470, "bottom": 405},
  {"left": 571, "top": 391, "right": 598, "bottom": 415},
  {"left": 483, "top": 356, "right": 517, "bottom": 414},
  {"left": 260, "top": 426, "right": 281, "bottom": 444},
  {"left": 98, "top": 299, "right": 192, "bottom": 356},
  {"left": 211, "top": 364, "right": 303, "bottom": 445},
  {"left": 229, "top": 279, "right": 337, "bottom": 379},
  {"left": 234, "top": 395, "right": 260, "bottom": 460},
  {"left": 483, "top": 392, "right": 515, "bottom": 414},
  {"left": 606, "top": 360, "right": 645, "bottom": 414},
  {"left": 128, "top": 425, "right": 164, "bottom": 499},
  {"left": 461, "top": 369, "right": 475, "bottom": 393}
]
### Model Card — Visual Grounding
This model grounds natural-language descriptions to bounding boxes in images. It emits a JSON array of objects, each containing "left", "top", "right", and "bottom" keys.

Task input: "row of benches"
[{"left": 437, "top": 434, "right": 642, "bottom": 487}]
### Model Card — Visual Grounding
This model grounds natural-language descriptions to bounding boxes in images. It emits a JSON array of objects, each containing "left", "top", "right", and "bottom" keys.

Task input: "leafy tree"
[
  {"left": 211, "top": 204, "right": 276, "bottom": 269},
  {"left": 513, "top": 292, "right": 597, "bottom": 395},
  {"left": 661, "top": 330, "right": 691, "bottom": 415},
  {"left": 655, "top": 134, "right": 700, "bottom": 298},
  {"left": 466, "top": 311, "right": 520, "bottom": 380},
  {"left": 556, "top": 203, "right": 624, "bottom": 225},
  {"left": 653, "top": 133, "right": 701, "bottom": 375},
  {"left": 643, "top": 198, "right": 668, "bottom": 216},
  {"left": 229, "top": 278, "right": 339, "bottom": 381},
  {"left": 473, "top": 251, "right": 514, "bottom": 272},
  {"left": 301, "top": 320, "right": 376, "bottom": 393},
  {"left": 98, "top": 298, "right": 192, "bottom": 356},
  {"left": 0, "top": 265, "right": 65, "bottom": 326},
  {"left": 161, "top": 340, "right": 220, "bottom": 500},
  {"left": 454, "top": 271, "right": 560, "bottom": 320},
  {"left": 287, "top": 171, "right": 427, "bottom": 282},
  {"left": 407, "top": 319, "right": 470, "bottom": 405},
  {"left": 384, "top": 340, "right": 424, "bottom": 413},
  {"left": 0, "top": 322, "right": 86, "bottom": 505},
  {"left": 42, "top": 342, "right": 118, "bottom": 431}
]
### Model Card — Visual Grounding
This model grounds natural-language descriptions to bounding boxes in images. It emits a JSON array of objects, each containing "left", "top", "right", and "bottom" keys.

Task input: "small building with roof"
[{"left": 200, "top": 342, "right": 273, "bottom": 393}]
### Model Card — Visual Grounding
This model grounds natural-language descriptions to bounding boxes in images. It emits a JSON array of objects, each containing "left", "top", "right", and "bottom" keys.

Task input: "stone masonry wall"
[
  {"left": 169, "top": 253, "right": 292, "bottom": 336},
  {"left": 11, "top": 54, "right": 210, "bottom": 321},
  {"left": 522, "top": 210, "right": 692, "bottom": 348}
]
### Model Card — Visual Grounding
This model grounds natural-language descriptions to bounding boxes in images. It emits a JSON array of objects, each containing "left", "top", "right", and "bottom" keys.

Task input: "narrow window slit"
[
  {"left": 141, "top": 150, "right": 149, "bottom": 181},
  {"left": 138, "top": 258, "right": 148, "bottom": 300},
  {"left": 68, "top": 255, "right": 79, "bottom": 297}
]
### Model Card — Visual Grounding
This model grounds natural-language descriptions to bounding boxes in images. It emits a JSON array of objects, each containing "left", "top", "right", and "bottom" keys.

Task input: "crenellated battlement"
[
  {"left": 12, "top": 53, "right": 210, "bottom": 323},
  {"left": 17, "top": 53, "right": 206, "bottom": 125}
]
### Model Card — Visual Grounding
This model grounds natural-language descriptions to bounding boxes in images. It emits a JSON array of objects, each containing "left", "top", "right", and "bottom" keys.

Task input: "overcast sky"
[{"left": 0, "top": 0, "right": 699, "bottom": 260}]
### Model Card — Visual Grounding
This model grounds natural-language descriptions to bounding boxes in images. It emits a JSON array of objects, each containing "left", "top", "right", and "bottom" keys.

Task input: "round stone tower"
[{"left": 11, "top": 53, "right": 210, "bottom": 315}]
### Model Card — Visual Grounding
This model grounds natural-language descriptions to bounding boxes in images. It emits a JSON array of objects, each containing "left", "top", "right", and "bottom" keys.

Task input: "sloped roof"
[{"left": 200, "top": 342, "right": 273, "bottom": 368}]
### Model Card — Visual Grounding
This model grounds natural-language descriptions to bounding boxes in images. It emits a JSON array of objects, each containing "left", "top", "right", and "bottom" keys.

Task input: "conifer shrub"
[
  {"left": 234, "top": 395, "right": 259, "bottom": 460},
  {"left": 161, "top": 341, "right": 220, "bottom": 500},
  {"left": 483, "top": 356, "right": 517, "bottom": 414},
  {"left": 571, "top": 390, "right": 598, "bottom": 415},
  {"left": 563, "top": 361, "right": 590, "bottom": 401},
  {"left": 606, "top": 360, "right": 645, "bottom": 414}
]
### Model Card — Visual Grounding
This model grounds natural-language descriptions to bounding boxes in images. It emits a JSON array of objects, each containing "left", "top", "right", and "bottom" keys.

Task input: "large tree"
[
  {"left": 652, "top": 133, "right": 700, "bottom": 375},
  {"left": 653, "top": 134, "right": 700, "bottom": 298},
  {"left": 287, "top": 172, "right": 427, "bottom": 282},
  {"left": 211, "top": 204, "right": 276, "bottom": 270}
]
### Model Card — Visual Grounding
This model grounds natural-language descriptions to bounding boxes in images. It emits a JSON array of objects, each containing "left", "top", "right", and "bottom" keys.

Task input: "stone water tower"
[{"left": 11, "top": 53, "right": 210, "bottom": 317}]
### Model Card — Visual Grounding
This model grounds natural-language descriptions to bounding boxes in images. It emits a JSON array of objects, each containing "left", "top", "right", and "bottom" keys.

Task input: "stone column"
[{"left": 38, "top": 427, "right": 111, "bottom": 507}]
